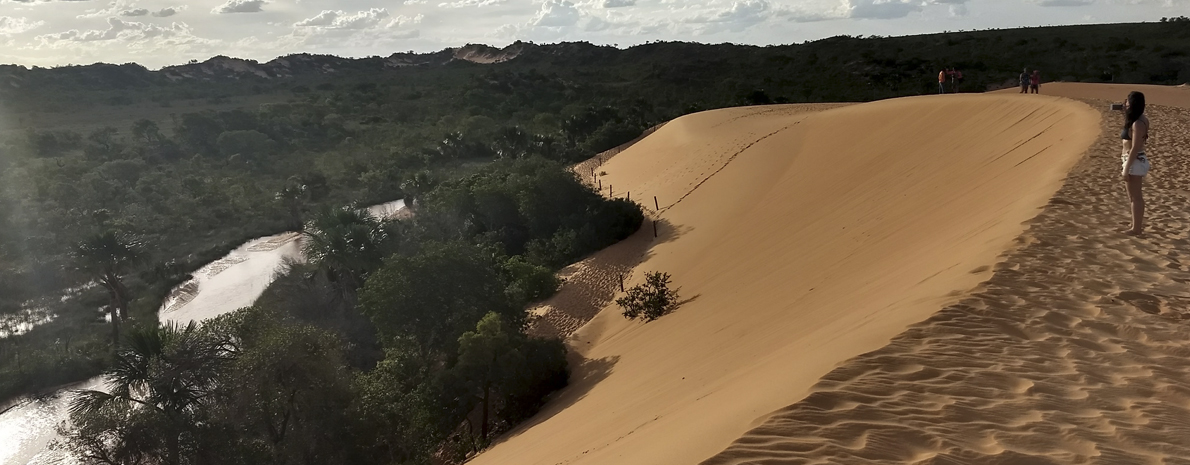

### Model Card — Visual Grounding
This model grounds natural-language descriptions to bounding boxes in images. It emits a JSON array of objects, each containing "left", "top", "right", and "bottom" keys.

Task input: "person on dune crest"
[{"left": 1118, "top": 91, "right": 1150, "bottom": 236}]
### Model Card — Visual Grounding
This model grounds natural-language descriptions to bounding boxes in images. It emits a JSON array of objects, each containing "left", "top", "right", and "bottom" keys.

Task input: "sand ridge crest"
[
  {"left": 473, "top": 94, "right": 1101, "bottom": 465},
  {"left": 993, "top": 82, "right": 1190, "bottom": 110}
]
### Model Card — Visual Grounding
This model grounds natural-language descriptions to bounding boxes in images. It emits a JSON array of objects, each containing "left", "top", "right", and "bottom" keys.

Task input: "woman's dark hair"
[{"left": 1126, "top": 91, "right": 1146, "bottom": 127}]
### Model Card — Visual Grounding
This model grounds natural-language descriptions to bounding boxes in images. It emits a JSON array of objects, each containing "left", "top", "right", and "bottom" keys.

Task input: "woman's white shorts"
[{"left": 1123, "top": 153, "right": 1150, "bottom": 177}]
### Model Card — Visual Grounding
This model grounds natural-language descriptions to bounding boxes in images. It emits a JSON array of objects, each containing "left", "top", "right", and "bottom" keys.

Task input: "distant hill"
[{"left": 2, "top": 21, "right": 1189, "bottom": 117}]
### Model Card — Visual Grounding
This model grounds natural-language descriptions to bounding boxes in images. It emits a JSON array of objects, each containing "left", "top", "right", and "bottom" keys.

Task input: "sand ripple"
[{"left": 703, "top": 102, "right": 1190, "bottom": 465}]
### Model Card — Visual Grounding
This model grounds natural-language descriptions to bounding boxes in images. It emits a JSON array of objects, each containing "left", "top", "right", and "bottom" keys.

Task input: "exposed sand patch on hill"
[
  {"left": 474, "top": 94, "right": 1098, "bottom": 465},
  {"left": 703, "top": 98, "right": 1190, "bottom": 464},
  {"left": 453, "top": 44, "right": 521, "bottom": 64}
]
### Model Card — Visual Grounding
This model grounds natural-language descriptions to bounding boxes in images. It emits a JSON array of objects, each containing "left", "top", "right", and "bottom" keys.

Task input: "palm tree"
[
  {"left": 68, "top": 322, "right": 231, "bottom": 464},
  {"left": 74, "top": 231, "right": 141, "bottom": 344},
  {"left": 275, "top": 176, "right": 309, "bottom": 230},
  {"left": 494, "top": 126, "right": 531, "bottom": 159},
  {"left": 301, "top": 207, "right": 389, "bottom": 301},
  {"left": 399, "top": 170, "right": 435, "bottom": 210}
]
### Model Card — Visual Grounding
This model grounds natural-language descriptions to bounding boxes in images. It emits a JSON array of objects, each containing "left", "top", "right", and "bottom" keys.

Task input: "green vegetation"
[
  {"left": 63, "top": 309, "right": 355, "bottom": 464},
  {"left": 63, "top": 157, "right": 631, "bottom": 464},
  {"left": 618, "top": 271, "right": 681, "bottom": 322},
  {"left": 1, "top": 20, "right": 1189, "bottom": 460},
  {"left": 72, "top": 231, "right": 142, "bottom": 344}
]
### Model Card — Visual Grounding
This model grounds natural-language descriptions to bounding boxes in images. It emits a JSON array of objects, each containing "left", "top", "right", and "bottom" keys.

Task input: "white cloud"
[
  {"left": 78, "top": 1, "right": 186, "bottom": 19},
  {"left": 835, "top": 0, "right": 978, "bottom": 20},
  {"left": 152, "top": 7, "right": 181, "bottom": 17},
  {"left": 0, "top": 16, "right": 44, "bottom": 35},
  {"left": 303, "top": 8, "right": 380, "bottom": 29},
  {"left": 294, "top": 8, "right": 422, "bottom": 30},
  {"left": 283, "top": 8, "right": 422, "bottom": 48},
  {"left": 844, "top": 0, "right": 922, "bottom": 19},
  {"left": 388, "top": 14, "right": 424, "bottom": 28},
  {"left": 295, "top": 10, "right": 339, "bottom": 27},
  {"left": 686, "top": 0, "right": 773, "bottom": 33},
  {"left": 36, "top": 17, "right": 214, "bottom": 49},
  {"left": 79, "top": 1, "right": 133, "bottom": 19},
  {"left": 212, "top": 0, "right": 265, "bottom": 14},
  {"left": 498, "top": 0, "right": 644, "bottom": 39},
  {"left": 534, "top": 0, "right": 582, "bottom": 27},
  {"left": 440, "top": 0, "right": 506, "bottom": 7},
  {"left": 768, "top": 0, "right": 845, "bottom": 22},
  {"left": 1035, "top": 0, "right": 1094, "bottom": 5},
  {"left": 603, "top": 0, "right": 635, "bottom": 7}
]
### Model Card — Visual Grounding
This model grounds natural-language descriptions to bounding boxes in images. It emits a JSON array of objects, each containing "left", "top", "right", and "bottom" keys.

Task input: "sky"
[{"left": 0, "top": 0, "right": 1186, "bottom": 69}]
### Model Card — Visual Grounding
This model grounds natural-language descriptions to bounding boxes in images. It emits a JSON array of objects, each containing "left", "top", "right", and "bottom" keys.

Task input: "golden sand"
[
  {"left": 992, "top": 81, "right": 1190, "bottom": 109},
  {"left": 704, "top": 88, "right": 1190, "bottom": 464},
  {"left": 474, "top": 93, "right": 1101, "bottom": 465}
]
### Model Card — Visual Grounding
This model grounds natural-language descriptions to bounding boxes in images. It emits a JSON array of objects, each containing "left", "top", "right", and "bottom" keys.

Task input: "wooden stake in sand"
[
  {"left": 619, "top": 274, "right": 624, "bottom": 292},
  {"left": 598, "top": 179, "right": 602, "bottom": 190},
  {"left": 653, "top": 220, "right": 657, "bottom": 238},
  {"left": 654, "top": 196, "right": 659, "bottom": 210}
]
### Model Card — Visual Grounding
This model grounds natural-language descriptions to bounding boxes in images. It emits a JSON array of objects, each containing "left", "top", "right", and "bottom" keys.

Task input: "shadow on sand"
[
  {"left": 491, "top": 215, "right": 692, "bottom": 448},
  {"left": 483, "top": 354, "right": 619, "bottom": 449}
]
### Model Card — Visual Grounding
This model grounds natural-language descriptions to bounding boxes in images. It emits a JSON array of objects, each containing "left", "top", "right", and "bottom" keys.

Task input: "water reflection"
[
  {"left": 0, "top": 308, "right": 55, "bottom": 339},
  {"left": 0, "top": 199, "right": 404, "bottom": 464}
]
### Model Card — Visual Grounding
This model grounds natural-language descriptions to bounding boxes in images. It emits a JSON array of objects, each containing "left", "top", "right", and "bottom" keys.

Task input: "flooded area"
[
  {"left": 1, "top": 283, "right": 99, "bottom": 340},
  {"left": 157, "top": 231, "right": 304, "bottom": 325},
  {"left": 0, "top": 308, "right": 55, "bottom": 339},
  {"left": 0, "top": 199, "right": 404, "bottom": 464}
]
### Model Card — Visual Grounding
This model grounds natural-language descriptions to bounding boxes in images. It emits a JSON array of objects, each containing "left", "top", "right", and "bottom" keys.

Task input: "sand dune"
[
  {"left": 472, "top": 94, "right": 1098, "bottom": 465},
  {"left": 993, "top": 82, "right": 1190, "bottom": 109},
  {"left": 704, "top": 95, "right": 1190, "bottom": 464}
]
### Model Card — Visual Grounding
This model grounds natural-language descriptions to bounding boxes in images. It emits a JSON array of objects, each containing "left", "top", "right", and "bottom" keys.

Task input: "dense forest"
[
  {"left": 56, "top": 157, "right": 641, "bottom": 463},
  {"left": 1, "top": 19, "right": 1189, "bottom": 463}
]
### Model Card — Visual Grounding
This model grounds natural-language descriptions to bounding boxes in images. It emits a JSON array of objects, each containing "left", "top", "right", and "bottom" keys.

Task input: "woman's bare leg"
[{"left": 1125, "top": 175, "right": 1145, "bottom": 235}]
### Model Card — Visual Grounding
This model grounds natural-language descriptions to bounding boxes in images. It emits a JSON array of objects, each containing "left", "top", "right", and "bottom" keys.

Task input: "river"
[{"left": 0, "top": 199, "right": 405, "bottom": 465}]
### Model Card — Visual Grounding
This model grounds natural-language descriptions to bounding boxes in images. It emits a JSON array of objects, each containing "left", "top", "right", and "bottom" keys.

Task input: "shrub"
[
  {"left": 502, "top": 256, "right": 560, "bottom": 308},
  {"left": 616, "top": 272, "right": 680, "bottom": 322}
]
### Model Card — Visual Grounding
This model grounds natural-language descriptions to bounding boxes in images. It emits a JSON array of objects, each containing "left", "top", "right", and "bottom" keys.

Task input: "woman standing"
[{"left": 1120, "top": 91, "right": 1150, "bottom": 236}]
